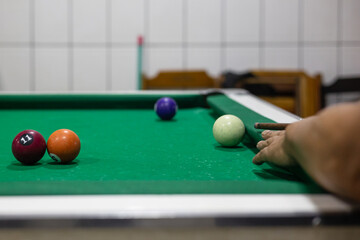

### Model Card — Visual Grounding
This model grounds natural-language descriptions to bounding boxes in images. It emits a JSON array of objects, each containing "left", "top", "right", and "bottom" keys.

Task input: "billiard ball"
[
  {"left": 154, "top": 97, "right": 178, "bottom": 120},
  {"left": 12, "top": 130, "right": 47, "bottom": 165},
  {"left": 47, "top": 129, "right": 81, "bottom": 163},
  {"left": 213, "top": 114, "right": 245, "bottom": 147}
]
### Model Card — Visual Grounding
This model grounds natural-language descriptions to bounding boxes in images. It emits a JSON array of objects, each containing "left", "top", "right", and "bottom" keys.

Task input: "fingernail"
[
  {"left": 262, "top": 130, "right": 270, "bottom": 136},
  {"left": 252, "top": 160, "right": 262, "bottom": 165},
  {"left": 256, "top": 141, "right": 262, "bottom": 149}
]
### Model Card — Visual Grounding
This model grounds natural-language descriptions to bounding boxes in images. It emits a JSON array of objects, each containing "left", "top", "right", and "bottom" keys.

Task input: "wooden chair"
[
  {"left": 142, "top": 71, "right": 220, "bottom": 90},
  {"left": 237, "top": 71, "right": 322, "bottom": 118}
]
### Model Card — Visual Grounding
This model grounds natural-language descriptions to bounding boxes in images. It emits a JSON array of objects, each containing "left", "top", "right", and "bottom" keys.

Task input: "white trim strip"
[
  {"left": 0, "top": 194, "right": 355, "bottom": 219},
  {"left": 227, "top": 93, "right": 301, "bottom": 123}
]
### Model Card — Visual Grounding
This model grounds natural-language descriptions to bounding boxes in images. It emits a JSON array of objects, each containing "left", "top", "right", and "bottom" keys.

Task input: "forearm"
[{"left": 284, "top": 102, "right": 360, "bottom": 202}]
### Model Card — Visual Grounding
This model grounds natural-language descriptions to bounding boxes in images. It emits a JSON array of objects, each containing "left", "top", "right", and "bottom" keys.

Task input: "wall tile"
[
  {"left": 263, "top": 47, "right": 298, "bottom": 69},
  {"left": 0, "top": 0, "right": 30, "bottom": 42},
  {"left": 264, "top": 0, "right": 299, "bottom": 42},
  {"left": 73, "top": 48, "right": 107, "bottom": 91},
  {"left": 0, "top": 48, "right": 30, "bottom": 91},
  {"left": 148, "top": 0, "right": 182, "bottom": 43},
  {"left": 111, "top": 48, "right": 137, "bottom": 90},
  {"left": 187, "top": 47, "right": 221, "bottom": 77},
  {"left": 225, "top": 0, "right": 260, "bottom": 43},
  {"left": 340, "top": 47, "right": 360, "bottom": 76},
  {"left": 35, "top": 48, "right": 68, "bottom": 91},
  {"left": 303, "top": 47, "right": 337, "bottom": 86},
  {"left": 187, "top": 0, "right": 221, "bottom": 43},
  {"left": 341, "top": 0, "right": 360, "bottom": 41},
  {"left": 325, "top": 93, "right": 340, "bottom": 106},
  {"left": 303, "top": 0, "right": 338, "bottom": 42},
  {"left": 73, "top": 0, "right": 106, "bottom": 43},
  {"left": 225, "top": 47, "right": 260, "bottom": 71},
  {"left": 326, "top": 92, "right": 360, "bottom": 107},
  {"left": 147, "top": 48, "right": 183, "bottom": 77},
  {"left": 339, "top": 92, "right": 360, "bottom": 102},
  {"left": 35, "top": 0, "right": 68, "bottom": 43},
  {"left": 111, "top": 0, "right": 144, "bottom": 43}
]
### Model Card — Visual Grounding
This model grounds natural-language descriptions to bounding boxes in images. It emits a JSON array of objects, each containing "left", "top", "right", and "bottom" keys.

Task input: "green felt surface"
[{"left": 0, "top": 93, "right": 324, "bottom": 195}]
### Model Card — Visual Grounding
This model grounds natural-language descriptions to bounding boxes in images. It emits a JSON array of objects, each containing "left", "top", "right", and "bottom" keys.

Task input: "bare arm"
[{"left": 253, "top": 101, "right": 360, "bottom": 202}]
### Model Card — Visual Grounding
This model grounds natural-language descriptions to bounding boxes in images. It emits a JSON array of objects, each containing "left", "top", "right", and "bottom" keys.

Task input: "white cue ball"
[{"left": 213, "top": 114, "right": 245, "bottom": 147}]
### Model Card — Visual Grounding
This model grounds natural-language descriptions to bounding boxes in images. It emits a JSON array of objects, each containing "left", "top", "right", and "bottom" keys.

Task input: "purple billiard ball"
[
  {"left": 12, "top": 130, "right": 47, "bottom": 165},
  {"left": 155, "top": 97, "right": 178, "bottom": 120}
]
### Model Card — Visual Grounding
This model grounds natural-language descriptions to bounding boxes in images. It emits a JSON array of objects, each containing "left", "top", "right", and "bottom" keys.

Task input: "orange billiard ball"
[{"left": 47, "top": 129, "right": 81, "bottom": 163}]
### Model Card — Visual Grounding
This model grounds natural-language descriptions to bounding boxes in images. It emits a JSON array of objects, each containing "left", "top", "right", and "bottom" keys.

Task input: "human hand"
[{"left": 252, "top": 130, "right": 297, "bottom": 167}]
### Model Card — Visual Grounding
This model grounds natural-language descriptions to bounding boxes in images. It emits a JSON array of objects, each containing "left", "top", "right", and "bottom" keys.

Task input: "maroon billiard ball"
[{"left": 11, "top": 130, "right": 47, "bottom": 165}]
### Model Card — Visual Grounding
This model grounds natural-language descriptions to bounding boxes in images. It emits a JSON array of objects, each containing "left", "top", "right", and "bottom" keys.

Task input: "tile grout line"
[
  {"left": 336, "top": 0, "right": 343, "bottom": 78},
  {"left": 183, "top": 0, "right": 187, "bottom": 70},
  {"left": 68, "top": 0, "right": 74, "bottom": 91},
  {"left": 298, "top": 0, "right": 304, "bottom": 70},
  {"left": 220, "top": 0, "right": 226, "bottom": 72},
  {"left": 259, "top": 0, "right": 265, "bottom": 68},
  {"left": 106, "top": 0, "right": 112, "bottom": 91},
  {"left": 336, "top": 0, "right": 343, "bottom": 103},
  {"left": 1, "top": 41, "right": 359, "bottom": 48},
  {"left": 30, "top": 0, "right": 35, "bottom": 92},
  {"left": 143, "top": 0, "right": 149, "bottom": 75}
]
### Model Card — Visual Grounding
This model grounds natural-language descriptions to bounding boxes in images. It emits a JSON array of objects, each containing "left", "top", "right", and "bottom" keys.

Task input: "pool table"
[{"left": 0, "top": 90, "right": 358, "bottom": 236}]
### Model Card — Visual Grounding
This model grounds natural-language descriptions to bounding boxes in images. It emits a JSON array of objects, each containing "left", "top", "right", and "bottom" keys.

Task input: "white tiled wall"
[
  {"left": 111, "top": 0, "right": 144, "bottom": 43},
  {"left": 341, "top": 47, "right": 360, "bottom": 76},
  {"left": 149, "top": 0, "right": 183, "bottom": 43},
  {"left": 303, "top": 47, "right": 338, "bottom": 84},
  {"left": 303, "top": 0, "right": 338, "bottom": 42},
  {"left": 187, "top": 0, "right": 222, "bottom": 43},
  {"left": 341, "top": 0, "right": 360, "bottom": 41},
  {"left": 35, "top": 48, "right": 69, "bottom": 91},
  {"left": 264, "top": 0, "right": 299, "bottom": 43},
  {"left": 0, "top": 0, "right": 30, "bottom": 43},
  {"left": 0, "top": 0, "right": 359, "bottom": 92},
  {"left": 73, "top": 0, "right": 107, "bottom": 43},
  {"left": 35, "top": 0, "right": 68, "bottom": 43},
  {"left": 187, "top": 47, "right": 221, "bottom": 76},
  {"left": 111, "top": 48, "right": 137, "bottom": 90},
  {"left": 225, "top": 0, "right": 260, "bottom": 43},
  {"left": 263, "top": 47, "right": 299, "bottom": 69},
  {"left": 147, "top": 48, "right": 183, "bottom": 77},
  {"left": 0, "top": 48, "right": 31, "bottom": 91},
  {"left": 73, "top": 48, "right": 107, "bottom": 91},
  {"left": 225, "top": 47, "right": 260, "bottom": 71}
]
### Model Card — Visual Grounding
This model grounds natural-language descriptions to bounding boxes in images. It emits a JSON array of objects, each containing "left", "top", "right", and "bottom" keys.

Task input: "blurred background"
[{"left": 0, "top": 0, "right": 359, "bottom": 110}]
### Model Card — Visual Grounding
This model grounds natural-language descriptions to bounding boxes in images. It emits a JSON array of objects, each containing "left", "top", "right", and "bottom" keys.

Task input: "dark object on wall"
[
  {"left": 222, "top": 72, "right": 254, "bottom": 88},
  {"left": 321, "top": 77, "right": 360, "bottom": 107},
  {"left": 222, "top": 71, "right": 279, "bottom": 96}
]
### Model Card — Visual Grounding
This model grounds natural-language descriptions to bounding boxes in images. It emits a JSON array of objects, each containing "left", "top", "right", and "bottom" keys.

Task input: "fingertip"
[
  {"left": 253, "top": 160, "right": 263, "bottom": 165},
  {"left": 252, "top": 154, "right": 264, "bottom": 165},
  {"left": 256, "top": 141, "right": 262, "bottom": 149},
  {"left": 261, "top": 130, "right": 271, "bottom": 138}
]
